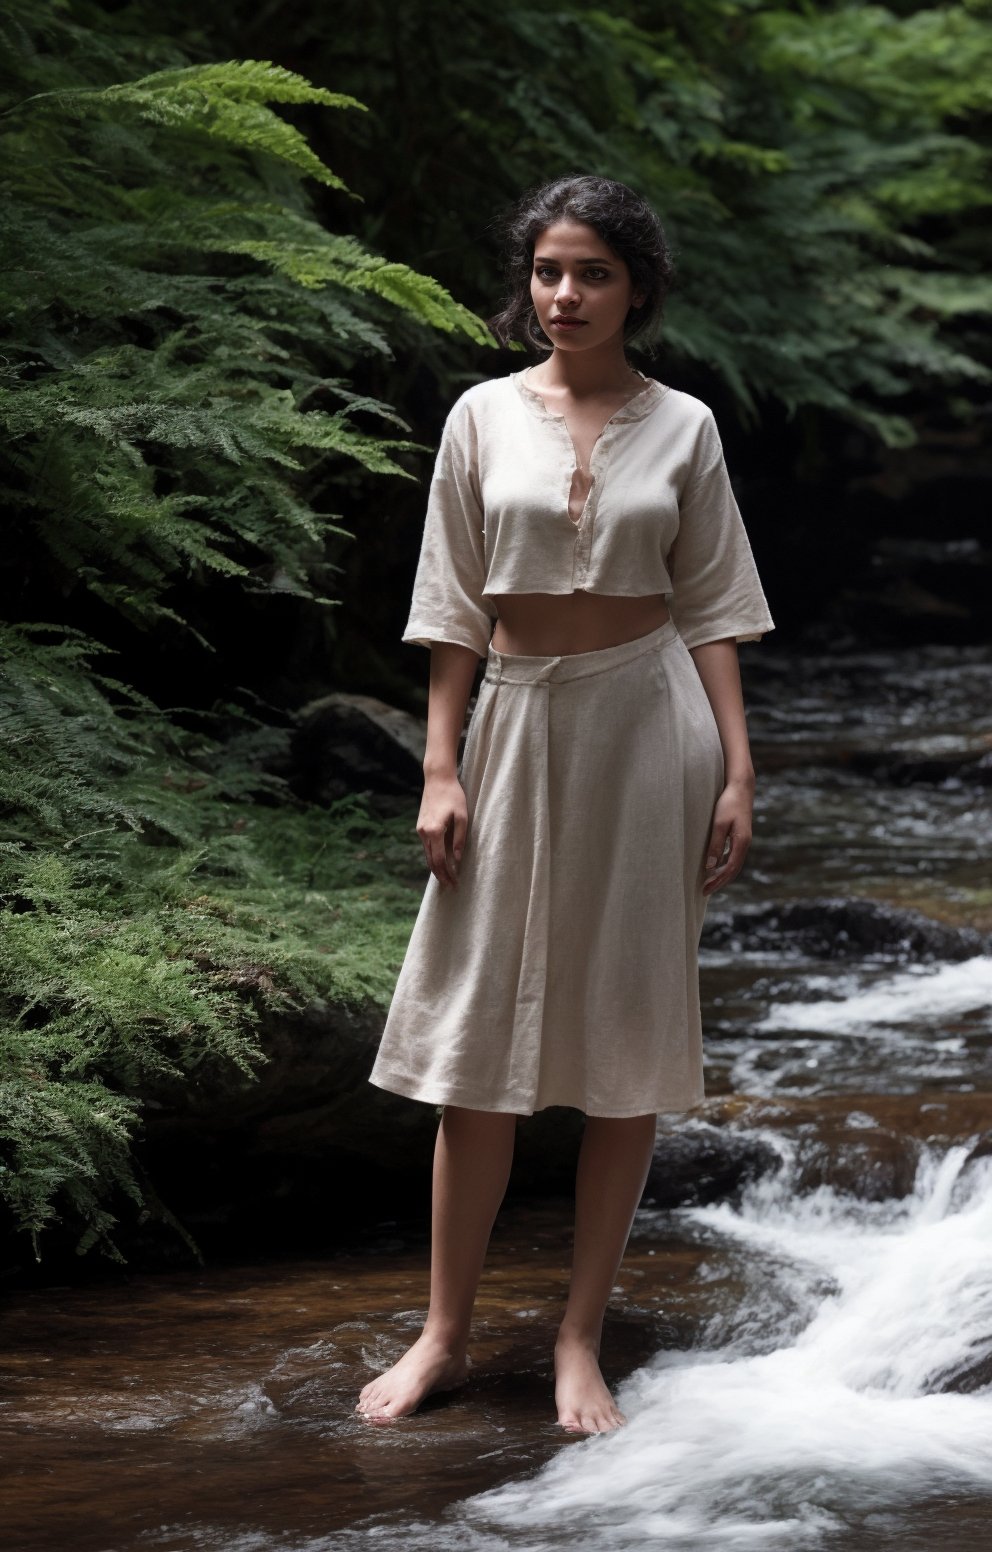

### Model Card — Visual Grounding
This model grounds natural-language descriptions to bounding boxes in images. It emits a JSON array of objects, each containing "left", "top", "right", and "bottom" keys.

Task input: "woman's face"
[{"left": 529, "top": 219, "right": 643, "bottom": 352}]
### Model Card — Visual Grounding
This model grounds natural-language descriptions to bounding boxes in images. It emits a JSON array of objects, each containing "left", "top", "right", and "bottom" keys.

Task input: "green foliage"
[
  {"left": 0, "top": 1, "right": 486, "bottom": 1266},
  {"left": 0, "top": 0, "right": 495, "bottom": 644},
  {"left": 319, "top": 0, "right": 992, "bottom": 445},
  {"left": 0, "top": 624, "right": 423, "bottom": 1263}
]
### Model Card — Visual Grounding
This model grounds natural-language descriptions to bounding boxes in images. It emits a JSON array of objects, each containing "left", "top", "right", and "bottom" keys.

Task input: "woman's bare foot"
[
  {"left": 355, "top": 1330, "right": 470, "bottom": 1422},
  {"left": 554, "top": 1333, "right": 626, "bottom": 1434}
]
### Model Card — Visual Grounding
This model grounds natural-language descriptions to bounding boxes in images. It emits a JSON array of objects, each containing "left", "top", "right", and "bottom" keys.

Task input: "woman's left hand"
[{"left": 702, "top": 777, "right": 753, "bottom": 896}]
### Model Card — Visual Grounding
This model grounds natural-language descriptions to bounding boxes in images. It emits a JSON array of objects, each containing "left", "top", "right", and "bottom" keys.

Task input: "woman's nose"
[{"left": 555, "top": 273, "right": 579, "bottom": 304}]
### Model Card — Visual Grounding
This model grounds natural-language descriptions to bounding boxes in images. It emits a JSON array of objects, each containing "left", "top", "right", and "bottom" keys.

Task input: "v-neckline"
[{"left": 515, "top": 368, "right": 661, "bottom": 527}]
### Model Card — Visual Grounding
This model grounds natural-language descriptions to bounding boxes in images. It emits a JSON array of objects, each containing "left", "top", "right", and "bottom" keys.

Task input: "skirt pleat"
[{"left": 368, "top": 619, "right": 725, "bottom": 1117}]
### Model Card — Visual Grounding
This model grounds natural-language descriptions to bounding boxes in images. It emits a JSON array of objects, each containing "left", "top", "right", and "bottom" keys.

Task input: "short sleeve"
[
  {"left": 666, "top": 413, "right": 775, "bottom": 651},
  {"left": 401, "top": 397, "right": 495, "bottom": 660}
]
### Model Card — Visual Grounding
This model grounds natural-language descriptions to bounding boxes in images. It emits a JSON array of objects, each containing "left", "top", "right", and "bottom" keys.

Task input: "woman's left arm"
[{"left": 687, "top": 637, "right": 755, "bottom": 897}]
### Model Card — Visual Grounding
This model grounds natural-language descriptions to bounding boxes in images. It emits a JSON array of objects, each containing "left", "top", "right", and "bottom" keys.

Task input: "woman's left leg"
[{"left": 555, "top": 1112, "right": 658, "bottom": 1433}]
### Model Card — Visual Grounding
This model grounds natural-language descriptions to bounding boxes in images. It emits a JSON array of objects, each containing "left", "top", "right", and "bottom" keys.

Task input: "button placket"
[
  {"left": 558, "top": 420, "right": 580, "bottom": 529},
  {"left": 572, "top": 425, "right": 615, "bottom": 585},
  {"left": 515, "top": 375, "right": 667, "bottom": 585}
]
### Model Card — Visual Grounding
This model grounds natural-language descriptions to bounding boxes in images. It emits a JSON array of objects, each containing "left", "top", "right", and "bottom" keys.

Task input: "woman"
[{"left": 357, "top": 174, "right": 774, "bottom": 1434}]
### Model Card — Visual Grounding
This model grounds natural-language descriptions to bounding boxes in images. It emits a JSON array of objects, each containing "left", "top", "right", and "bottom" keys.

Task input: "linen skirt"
[{"left": 368, "top": 618, "right": 726, "bottom": 1118}]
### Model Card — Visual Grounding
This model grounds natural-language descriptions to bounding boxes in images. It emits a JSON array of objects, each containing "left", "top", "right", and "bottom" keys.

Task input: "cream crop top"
[{"left": 402, "top": 368, "right": 775, "bottom": 659}]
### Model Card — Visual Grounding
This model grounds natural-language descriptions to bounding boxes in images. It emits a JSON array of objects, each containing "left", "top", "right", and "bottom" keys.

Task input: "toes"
[
  {"left": 557, "top": 1404, "right": 626, "bottom": 1435},
  {"left": 355, "top": 1382, "right": 412, "bottom": 1422},
  {"left": 357, "top": 1399, "right": 390, "bottom": 1421}
]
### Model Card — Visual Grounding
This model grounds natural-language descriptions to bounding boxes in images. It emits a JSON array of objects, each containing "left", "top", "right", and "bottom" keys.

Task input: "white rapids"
[
  {"left": 307, "top": 1136, "right": 992, "bottom": 1551},
  {"left": 453, "top": 1138, "right": 992, "bottom": 1550},
  {"left": 754, "top": 955, "right": 992, "bottom": 1039}
]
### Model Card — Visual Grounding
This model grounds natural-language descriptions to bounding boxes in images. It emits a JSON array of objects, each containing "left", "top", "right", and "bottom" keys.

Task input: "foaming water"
[
  {"left": 306, "top": 1142, "right": 992, "bottom": 1552},
  {"left": 456, "top": 1144, "right": 992, "bottom": 1551},
  {"left": 710, "top": 953, "right": 992, "bottom": 1097},
  {"left": 755, "top": 956, "right": 992, "bottom": 1038}
]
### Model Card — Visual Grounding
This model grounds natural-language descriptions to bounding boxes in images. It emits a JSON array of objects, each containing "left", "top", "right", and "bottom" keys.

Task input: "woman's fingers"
[
  {"left": 704, "top": 781, "right": 756, "bottom": 895},
  {"left": 424, "top": 824, "right": 458, "bottom": 887},
  {"left": 451, "top": 809, "right": 468, "bottom": 866},
  {"left": 417, "top": 781, "right": 469, "bottom": 889},
  {"left": 703, "top": 824, "right": 751, "bottom": 895},
  {"left": 704, "top": 822, "right": 730, "bottom": 877},
  {"left": 441, "top": 816, "right": 461, "bottom": 888}
]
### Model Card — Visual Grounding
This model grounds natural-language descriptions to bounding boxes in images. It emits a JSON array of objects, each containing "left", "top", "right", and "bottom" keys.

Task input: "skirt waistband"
[{"left": 484, "top": 618, "right": 680, "bottom": 686}]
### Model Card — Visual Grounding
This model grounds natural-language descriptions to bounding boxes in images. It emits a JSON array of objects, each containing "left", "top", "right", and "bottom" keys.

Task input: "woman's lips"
[{"left": 551, "top": 318, "right": 587, "bottom": 328}]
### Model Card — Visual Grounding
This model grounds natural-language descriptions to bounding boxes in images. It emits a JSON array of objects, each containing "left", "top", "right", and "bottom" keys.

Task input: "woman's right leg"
[{"left": 355, "top": 1103, "right": 517, "bottom": 1420}]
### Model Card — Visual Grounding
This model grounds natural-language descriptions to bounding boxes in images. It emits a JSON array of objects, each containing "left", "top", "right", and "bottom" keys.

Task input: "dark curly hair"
[{"left": 488, "top": 174, "right": 676, "bottom": 354}]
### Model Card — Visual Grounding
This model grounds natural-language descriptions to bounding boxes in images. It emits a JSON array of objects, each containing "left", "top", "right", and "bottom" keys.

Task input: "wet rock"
[
  {"left": 925, "top": 1349, "right": 992, "bottom": 1396},
  {"left": 960, "top": 749, "right": 992, "bottom": 788},
  {"left": 701, "top": 1089, "right": 992, "bottom": 1142},
  {"left": 698, "top": 1091, "right": 992, "bottom": 1202},
  {"left": 135, "top": 996, "right": 586, "bottom": 1255},
  {"left": 289, "top": 692, "right": 437, "bottom": 802},
  {"left": 963, "top": 1133, "right": 992, "bottom": 1169},
  {"left": 645, "top": 1122, "right": 781, "bottom": 1208},
  {"left": 844, "top": 739, "right": 992, "bottom": 787},
  {"left": 790, "top": 1131, "right": 921, "bottom": 1202},
  {"left": 746, "top": 732, "right": 992, "bottom": 783},
  {"left": 256, "top": 996, "right": 583, "bottom": 1185},
  {"left": 703, "top": 896, "right": 991, "bottom": 963}
]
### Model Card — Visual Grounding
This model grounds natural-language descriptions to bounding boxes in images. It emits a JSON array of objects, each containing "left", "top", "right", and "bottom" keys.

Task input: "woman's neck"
[{"left": 527, "top": 341, "right": 640, "bottom": 399}]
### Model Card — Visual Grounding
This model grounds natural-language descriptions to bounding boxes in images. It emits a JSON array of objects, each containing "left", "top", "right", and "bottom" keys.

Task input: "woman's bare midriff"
[{"left": 489, "top": 590, "right": 671, "bottom": 657}]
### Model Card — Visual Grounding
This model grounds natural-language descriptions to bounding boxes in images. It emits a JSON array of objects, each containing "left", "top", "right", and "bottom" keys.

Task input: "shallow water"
[
  {"left": 700, "top": 951, "right": 992, "bottom": 1098},
  {"left": 455, "top": 1144, "right": 992, "bottom": 1552},
  {"left": 9, "top": 1143, "right": 986, "bottom": 1552},
  {"left": 700, "top": 641, "right": 992, "bottom": 1104},
  {"left": 3, "top": 641, "right": 991, "bottom": 1551}
]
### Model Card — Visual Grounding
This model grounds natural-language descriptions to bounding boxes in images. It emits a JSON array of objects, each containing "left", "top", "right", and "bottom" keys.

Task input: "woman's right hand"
[{"left": 417, "top": 773, "right": 468, "bottom": 889}]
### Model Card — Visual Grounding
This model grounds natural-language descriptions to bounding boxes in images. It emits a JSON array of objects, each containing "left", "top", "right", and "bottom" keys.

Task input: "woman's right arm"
[{"left": 418, "top": 641, "right": 481, "bottom": 889}]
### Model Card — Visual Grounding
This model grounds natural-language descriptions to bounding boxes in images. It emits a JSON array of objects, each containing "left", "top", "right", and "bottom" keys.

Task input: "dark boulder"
[
  {"left": 702, "top": 896, "right": 991, "bottom": 964},
  {"left": 645, "top": 1121, "right": 781, "bottom": 1209},
  {"left": 289, "top": 691, "right": 439, "bottom": 803},
  {"left": 135, "top": 996, "right": 586, "bottom": 1256},
  {"left": 925, "top": 1350, "right": 992, "bottom": 1396}
]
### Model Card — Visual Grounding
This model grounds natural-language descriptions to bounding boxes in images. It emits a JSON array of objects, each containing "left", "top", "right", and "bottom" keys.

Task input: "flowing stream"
[
  {"left": 443, "top": 1143, "right": 992, "bottom": 1552},
  {"left": 3, "top": 640, "right": 991, "bottom": 1551}
]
